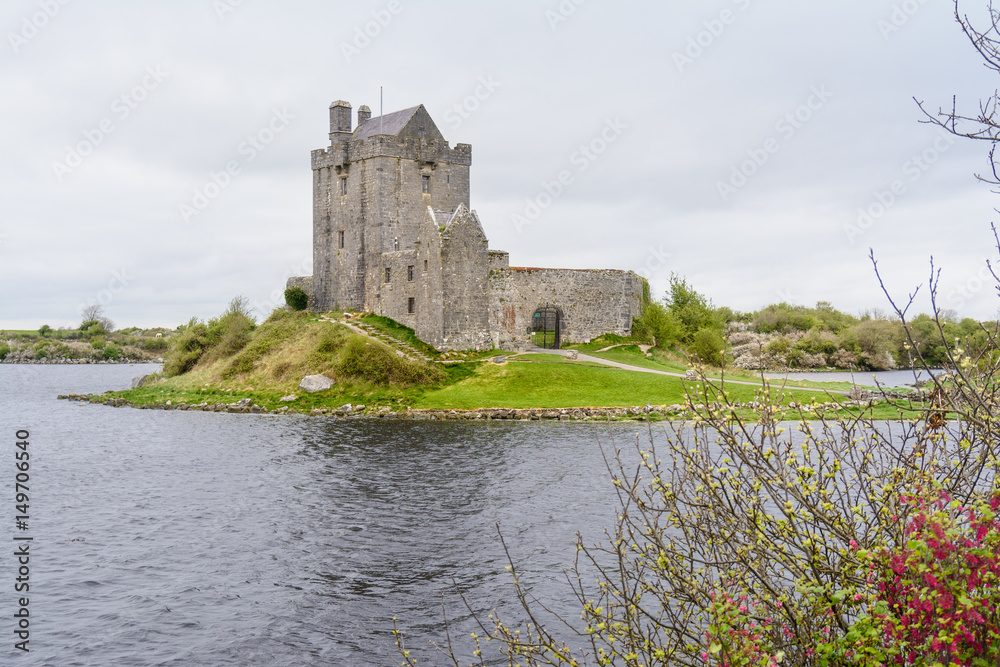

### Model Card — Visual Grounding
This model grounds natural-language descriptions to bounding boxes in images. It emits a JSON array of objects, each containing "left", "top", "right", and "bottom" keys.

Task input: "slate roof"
[{"left": 353, "top": 105, "right": 420, "bottom": 141}]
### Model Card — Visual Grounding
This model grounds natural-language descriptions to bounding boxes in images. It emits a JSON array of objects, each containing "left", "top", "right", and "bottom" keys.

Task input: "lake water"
[
  {"left": 0, "top": 364, "right": 661, "bottom": 666},
  {"left": 763, "top": 368, "right": 941, "bottom": 388}
]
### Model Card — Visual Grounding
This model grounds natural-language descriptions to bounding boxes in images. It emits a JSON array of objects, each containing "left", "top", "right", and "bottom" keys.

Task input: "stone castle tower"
[{"left": 289, "top": 99, "right": 643, "bottom": 351}]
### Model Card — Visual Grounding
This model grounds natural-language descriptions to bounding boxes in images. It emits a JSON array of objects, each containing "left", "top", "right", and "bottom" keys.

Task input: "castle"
[{"left": 287, "top": 100, "right": 644, "bottom": 351}]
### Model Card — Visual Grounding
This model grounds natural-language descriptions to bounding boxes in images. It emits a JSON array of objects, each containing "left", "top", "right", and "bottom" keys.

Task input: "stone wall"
[
  {"left": 440, "top": 206, "right": 492, "bottom": 350},
  {"left": 488, "top": 267, "right": 644, "bottom": 350}
]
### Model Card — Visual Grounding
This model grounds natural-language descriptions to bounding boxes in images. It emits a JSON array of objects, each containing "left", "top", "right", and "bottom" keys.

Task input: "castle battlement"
[{"left": 311, "top": 138, "right": 472, "bottom": 171}]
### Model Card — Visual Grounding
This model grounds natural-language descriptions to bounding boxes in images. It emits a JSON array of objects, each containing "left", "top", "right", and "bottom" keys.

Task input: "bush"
[
  {"left": 220, "top": 309, "right": 304, "bottom": 379},
  {"left": 90, "top": 336, "right": 106, "bottom": 350},
  {"left": 200, "top": 296, "right": 256, "bottom": 365},
  {"left": 162, "top": 319, "right": 210, "bottom": 377},
  {"left": 0, "top": 343, "right": 9, "bottom": 360},
  {"left": 690, "top": 325, "right": 725, "bottom": 366},
  {"left": 285, "top": 286, "right": 308, "bottom": 311},
  {"left": 103, "top": 344, "right": 120, "bottom": 360},
  {"left": 631, "top": 301, "right": 679, "bottom": 349},
  {"left": 143, "top": 337, "right": 168, "bottom": 352},
  {"left": 335, "top": 337, "right": 445, "bottom": 386}
]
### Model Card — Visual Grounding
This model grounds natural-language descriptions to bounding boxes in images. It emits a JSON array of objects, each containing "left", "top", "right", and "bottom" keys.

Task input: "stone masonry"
[{"left": 288, "top": 100, "right": 643, "bottom": 350}]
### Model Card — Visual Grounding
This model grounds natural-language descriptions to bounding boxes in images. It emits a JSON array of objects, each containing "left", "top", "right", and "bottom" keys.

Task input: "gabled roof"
[
  {"left": 354, "top": 105, "right": 420, "bottom": 140},
  {"left": 353, "top": 104, "right": 445, "bottom": 142}
]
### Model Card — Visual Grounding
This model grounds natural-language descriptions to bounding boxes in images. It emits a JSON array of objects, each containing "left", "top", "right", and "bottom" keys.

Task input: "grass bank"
[{"left": 99, "top": 310, "right": 936, "bottom": 420}]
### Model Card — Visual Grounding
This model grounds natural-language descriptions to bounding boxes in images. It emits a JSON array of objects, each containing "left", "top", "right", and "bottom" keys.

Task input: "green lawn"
[{"left": 412, "top": 360, "right": 834, "bottom": 410}]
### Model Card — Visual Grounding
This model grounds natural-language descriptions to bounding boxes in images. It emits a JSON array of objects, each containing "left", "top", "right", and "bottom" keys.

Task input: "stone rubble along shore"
[
  {"left": 56, "top": 393, "right": 862, "bottom": 421},
  {"left": 2, "top": 357, "right": 156, "bottom": 364}
]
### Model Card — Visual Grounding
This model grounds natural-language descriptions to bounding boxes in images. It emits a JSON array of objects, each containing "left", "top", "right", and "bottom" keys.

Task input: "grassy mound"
[{"left": 162, "top": 309, "right": 445, "bottom": 390}]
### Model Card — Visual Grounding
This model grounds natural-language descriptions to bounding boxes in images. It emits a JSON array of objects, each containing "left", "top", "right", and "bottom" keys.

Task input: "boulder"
[
  {"left": 131, "top": 374, "right": 151, "bottom": 389},
  {"left": 298, "top": 375, "right": 335, "bottom": 393},
  {"left": 279, "top": 394, "right": 298, "bottom": 402}
]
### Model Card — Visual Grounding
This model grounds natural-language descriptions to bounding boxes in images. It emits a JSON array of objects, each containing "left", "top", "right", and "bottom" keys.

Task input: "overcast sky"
[{"left": 3, "top": 0, "right": 1000, "bottom": 330}]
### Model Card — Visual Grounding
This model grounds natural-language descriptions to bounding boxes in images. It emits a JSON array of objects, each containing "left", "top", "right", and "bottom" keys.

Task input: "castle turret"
[
  {"left": 329, "top": 100, "right": 352, "bottom": 143},
  {"left": 357, "top": 105, "right": 371, "bottom": 126}
]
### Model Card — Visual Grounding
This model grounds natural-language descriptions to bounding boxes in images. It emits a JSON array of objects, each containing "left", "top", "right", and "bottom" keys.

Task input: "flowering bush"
[{"left": 874, "top": 487, "right": 1000, "bottom": 665}]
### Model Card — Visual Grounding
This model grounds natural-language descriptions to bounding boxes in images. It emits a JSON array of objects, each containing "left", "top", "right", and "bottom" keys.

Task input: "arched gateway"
[{"left": 530, "top": 305, "right": 561, "bottom": 349}]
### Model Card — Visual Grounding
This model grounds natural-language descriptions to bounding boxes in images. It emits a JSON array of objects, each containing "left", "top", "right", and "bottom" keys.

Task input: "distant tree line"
[{"left": 632, "top": 274, "right": 995, "bottom": 371}]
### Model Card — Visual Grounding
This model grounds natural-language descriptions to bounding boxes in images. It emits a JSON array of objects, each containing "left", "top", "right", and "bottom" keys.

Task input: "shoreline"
[
  {"left": 57, "top": 392, "right": 869, "bottom": 422},
  {"left": 1, "top": 358, "right": 160, "bottom": 365}
]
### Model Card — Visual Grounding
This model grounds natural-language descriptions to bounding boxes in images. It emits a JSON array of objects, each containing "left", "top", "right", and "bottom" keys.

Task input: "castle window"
[
  {"left": 393, "top": 238, "right": 399, "bottom": 251},
  {"left": 423, "top": 259, "right": 428, "bottom": 271},
  {"left": 384, "top": 267, "right": 391, "bottom": 283},
  {"left": 421, "top": 175, "right": 430, "bottom": 194},
  {"left": 340, "top": 177, "right": 347, "bottom": 196},
  {"left": 418, "top": 126, "right": 425, "bottom": 138},
  {"left": 408, "top": 297, "right": 415, "bottom": 314},
  {"left": 407, "top": 265, "right": 414, "bottom": 281},
  {"left": 338, "top": 230, "right": 344, "bottom": 249},
  {"left": 446, "top": 174, "right": 450, "bottom": 184}
]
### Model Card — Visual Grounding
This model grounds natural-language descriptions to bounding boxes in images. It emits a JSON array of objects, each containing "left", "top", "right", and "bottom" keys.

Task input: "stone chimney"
[
  {"left": 357, "top": 105, "right": 371, "bottom": 126},
  {"left": 329, "top": 100, "right": 352, "bottom": 143}
]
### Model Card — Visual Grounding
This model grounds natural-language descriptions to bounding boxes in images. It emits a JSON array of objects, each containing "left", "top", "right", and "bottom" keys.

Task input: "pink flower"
[{"left": 849, "top": 539, "right": 858, "bottom": 549}]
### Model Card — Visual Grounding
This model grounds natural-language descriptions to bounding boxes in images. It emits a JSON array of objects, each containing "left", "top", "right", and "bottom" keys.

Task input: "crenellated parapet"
[{"left": 312, "top": 138, "right": 471, "bottom": 171}]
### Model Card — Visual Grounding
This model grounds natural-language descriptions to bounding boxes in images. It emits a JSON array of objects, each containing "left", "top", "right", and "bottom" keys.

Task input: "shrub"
[
  {"left": 142, "top": 337, "right": 168, "bottom": 352},
  {"left": 220, "top": 309, "right": 304, "bottom": 379},
  {"left": 690, "top": 325, "right": 725, "bottom": 366},
  {"left": 335, "top": 337, "right": 444, "bottom": 386},
  {"left": 162, "top": 319, "right": 210, "bottom": 377},
  {"left": 90, "top": 336, "right": 106, "bottom": 350},
  {"left": 103, "top": 344, "right": 120, "bottom": 360},
  {"left": 632, "top": 301, "right": 679, "bottom": 349},
  {"left": 201, "top": 296, "right": 256, "bottom": 365},
  {"left": 0, "top": 343, "right": 9, "bottom": 360},
  {"left": 285, "top": 286, "right": 309, "bottom": 311}
]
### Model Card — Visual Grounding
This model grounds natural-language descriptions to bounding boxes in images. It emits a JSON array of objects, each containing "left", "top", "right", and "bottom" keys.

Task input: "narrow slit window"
[
  {"left": 337, "top": 230, "right": 344, "bottom": 249},
  {"left": 340, "top": 177, "right": 347, "bottom": 196},
  {"left": 407, "top": 265, "right": 414, "bottom": 281},
  {"left": 421, "top": 175, "right": 430, "bottom": 194},
  {"left": 384, "top": 267, "right": 391, "bottom": 283},
  {"left": 407, "top": 297, "right": 415, "bottom": 314},
  {"left": 423, "top": 259, "right": 428, "bottom": 271}
]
